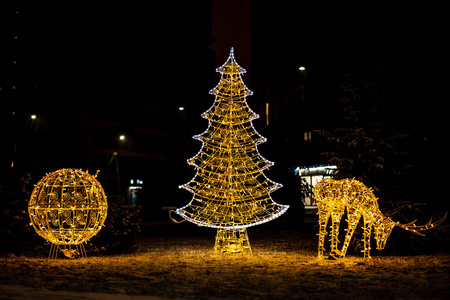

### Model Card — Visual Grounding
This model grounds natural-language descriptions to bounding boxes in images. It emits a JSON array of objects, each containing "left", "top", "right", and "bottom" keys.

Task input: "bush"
[{"left": 88, "top": 196, "right": 142, "bottom": 255}]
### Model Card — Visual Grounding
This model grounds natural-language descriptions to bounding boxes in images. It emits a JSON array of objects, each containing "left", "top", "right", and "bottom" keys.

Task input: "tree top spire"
[{"left": 216, "top": 47, "right": 247, "bottom": 74}]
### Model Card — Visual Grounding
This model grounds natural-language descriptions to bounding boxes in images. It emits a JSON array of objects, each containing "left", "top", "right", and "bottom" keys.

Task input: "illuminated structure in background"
[
  {"left": 294, "top": 165, "right": 336, "bottom": 210},
  {"left": 314, "top": 178, "right": 447, "bottom": 258},
  {"left": 173, "top": 48, "right": 289, "bottom": 253},
  {"left": 29, "top": 169, "right": 108, "bottom": 258}
]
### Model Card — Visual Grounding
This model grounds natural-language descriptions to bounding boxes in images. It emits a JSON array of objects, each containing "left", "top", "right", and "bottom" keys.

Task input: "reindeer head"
[
  {"left": 374, "top": 217, "right": 396, "bottom": 250},
  {"left": 375, "top": 213, "right": 447, "bottom": 250}
]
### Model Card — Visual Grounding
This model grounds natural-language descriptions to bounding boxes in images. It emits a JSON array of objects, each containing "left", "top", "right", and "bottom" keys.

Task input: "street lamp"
[
  {"left": 298, "top": 66, "right": 306, "bottom": 103},
  {"left": 119, "top": 135, "right": 125, "bottom": 141}
]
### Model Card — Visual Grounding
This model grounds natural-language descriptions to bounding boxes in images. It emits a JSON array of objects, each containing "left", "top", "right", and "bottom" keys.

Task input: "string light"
[
  {"left": 172, "top": 48, "right": 289, "bottom": 253},
  {"left": 28, "top": 169, "right": 108, "bottom": 258},
  {"left": 314, "top": 178, "right": 447, "bottom": 259}
]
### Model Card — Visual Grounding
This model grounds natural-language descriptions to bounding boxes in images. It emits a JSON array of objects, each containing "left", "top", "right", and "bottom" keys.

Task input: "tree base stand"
[
  {"left": 214, "top": 228, "right": 252, "bottom": 254},
  {"left": 49, "top": 243, "right": 87, "bottom": 259}
]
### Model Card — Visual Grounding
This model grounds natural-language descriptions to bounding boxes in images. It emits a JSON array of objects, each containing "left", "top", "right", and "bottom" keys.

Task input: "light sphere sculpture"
[{"left": 28, "top": 168, "right": 108, "bottom": 258}]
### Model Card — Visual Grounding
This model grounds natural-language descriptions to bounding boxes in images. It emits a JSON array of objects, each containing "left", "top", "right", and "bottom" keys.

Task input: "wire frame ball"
[{"left": 28, "top": 168, "right": 108, "bottom": 258}]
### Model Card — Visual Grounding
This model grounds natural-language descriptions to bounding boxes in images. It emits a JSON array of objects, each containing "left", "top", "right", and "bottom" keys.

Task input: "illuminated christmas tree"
[{"left": 173, "top": 48, "right": 289, "bottom": 253}]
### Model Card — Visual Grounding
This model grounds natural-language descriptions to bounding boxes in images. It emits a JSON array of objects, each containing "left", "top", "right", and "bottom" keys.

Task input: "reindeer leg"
[
  {"left": 362, "top": 217, "right": 373, "bottom": 258},
  {"left": 330, "top": 206, "right": 345, "bottom": 258},
  {"left": 317, "top": 207, "right": 330, "bottom": 258},
  {"left": 341, "top": 208, "right": 361, "bottom": 258}
]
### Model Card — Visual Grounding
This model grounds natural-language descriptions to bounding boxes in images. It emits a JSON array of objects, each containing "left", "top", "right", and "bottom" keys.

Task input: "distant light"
[
  {"left": 129, "top": 186, "right": 142, "bottom": 190},
  {"left": 295, "top": 165, "right": 337, "bottom": 176},
  {"left": 179, "top": 107, "right": 185, "bottom": 111},
  {"left": 299, "top": 66, "right": 306, "bottom": 71},
  {"left": 119, "top": 135, "right": 125, "bottom": 141},
  {"left": 31, "top": 115, "right": 37, "bottom": 120}
]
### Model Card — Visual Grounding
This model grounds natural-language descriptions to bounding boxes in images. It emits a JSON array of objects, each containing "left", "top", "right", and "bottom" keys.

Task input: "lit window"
[{"left": 304, "top": 131, "right": 312, "bottom": 142}]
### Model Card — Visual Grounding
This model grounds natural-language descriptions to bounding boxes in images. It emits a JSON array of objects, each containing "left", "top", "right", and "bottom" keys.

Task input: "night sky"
[
  {"left": 8, "top": 2, "right": 446, "bottom": 127},
  {"left": 9, "top": 3, "right": 211, "bottom": 97},
  {"left": 3, "top": 2, "right": 448, "bottom": 185},
  {"left": 252, "top": 3, "right": 447, "bottom": 129}
]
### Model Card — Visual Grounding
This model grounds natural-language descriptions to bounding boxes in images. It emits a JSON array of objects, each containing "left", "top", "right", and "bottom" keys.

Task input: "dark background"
[{"left": 1, "top": 1, "right": 448, "bottom": 220}]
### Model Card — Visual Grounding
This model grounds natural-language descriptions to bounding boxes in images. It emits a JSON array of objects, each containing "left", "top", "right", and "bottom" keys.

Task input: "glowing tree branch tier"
[{"left": 174, "top": 48, "right": 289, "bottom": 253}]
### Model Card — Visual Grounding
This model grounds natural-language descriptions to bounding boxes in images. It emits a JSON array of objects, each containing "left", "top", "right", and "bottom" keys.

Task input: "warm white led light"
[
  {"left": 173, "top": 48, "right": 289, "bottom": 253},
  {"left": 314, "top": 178, "right": 446, "bottom": 258},
  {"left": 28, "top": 168, "right": 108, "bottom": 258}
]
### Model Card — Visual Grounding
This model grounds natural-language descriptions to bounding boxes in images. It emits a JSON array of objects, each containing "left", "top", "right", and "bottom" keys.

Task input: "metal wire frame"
[
  {"left": 29, "top": 168, "right": 108, "bottom": 258},
  {"left": 314, "top": 178, "right": 447, "bottom": 258},
  {"left": 174, "top": 48, "right": 288, "bottom": 253}
]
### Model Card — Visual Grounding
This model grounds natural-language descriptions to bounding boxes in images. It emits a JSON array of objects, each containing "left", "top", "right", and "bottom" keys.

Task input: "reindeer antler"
[{"left": 396, "top": 212, "right": 447, "bottom": 236}]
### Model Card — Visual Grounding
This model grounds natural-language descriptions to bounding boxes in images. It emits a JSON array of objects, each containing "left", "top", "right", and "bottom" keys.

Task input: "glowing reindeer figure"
[{"left": 314, "top": 178, "right": 447, "bottom": 258}]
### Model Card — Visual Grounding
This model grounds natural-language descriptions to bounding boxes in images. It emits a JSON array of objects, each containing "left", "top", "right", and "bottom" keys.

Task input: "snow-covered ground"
[
  {"left": 0, "top": 284, "right": 173, "bottom": 300},
  {"left": 1, "top": 229, "right": 449, "bottom": 299}
]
